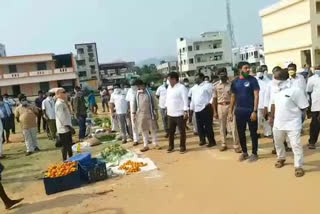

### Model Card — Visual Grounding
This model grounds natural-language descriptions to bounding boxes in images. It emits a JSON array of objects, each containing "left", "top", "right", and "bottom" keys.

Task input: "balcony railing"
[
  {"left": 54, "top": 67, "right": 73, "bottom": 74},
  {"left": 3, "top": 72, "right": 28, "bottom": 79},
  {"left": 1, "top": 68, "right": 74, "bottom": 79},
  {"left": 29, "top": 70, "right": 53, "bottom": 76}
]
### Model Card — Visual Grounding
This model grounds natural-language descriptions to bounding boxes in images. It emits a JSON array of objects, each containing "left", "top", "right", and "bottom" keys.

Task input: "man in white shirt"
[
  {"left": 188, "top": 84, "right": 198, "bottom": 135},
  {"left": 270, "top": 69, "right": 308, "bottom": 177},
  {"left": 126, "top": 80, "right": 140, "bottom": 145},
  {"left": 306, "top": 66, "right": 320, "bottom": 149},
  {"left": 288, "top": 63, "right": 306, "bottom": 92},
  {"left": 165, "top": 72, "right": 189, "bottom": 154},
  {"left": 156, "top": 78, "right": 168, "bottom": 137},
  {"left": 109, "top": 84, "right": 129, "bottom": 144},
  {"left": 190, "top": 73, "right": 216, "bottom": 147},
  {"left": 256, "top": 67, "right": 272, "bottom": 137},
  {"left": 42, "top": 92, "right": 56, "bottom": 140}
]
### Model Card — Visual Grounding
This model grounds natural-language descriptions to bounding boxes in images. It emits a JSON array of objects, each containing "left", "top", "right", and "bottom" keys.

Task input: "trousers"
[
  {"left": 142, "top": 130, "right": 157, "bottom": 147},
  {"left": 160, "top": 108, "right": 169, "bottom": 134},
  {"left": 23, "top": 128, "right": 38, "bottom": 152},
  {"left": 273, "top": 128, "right": 303, "bottom": 168},
  {"left": 77, "top": 115, "right": 87, "bottom": 140},
  {"left": 309, "top": 112, "right": 320, "bottom": 145},
  {"left": 117, "top": 114, "right": 127, "bottom": 140},
  {"left": 195, "top": 104, "right": 216, "bottom": 145},
  {"left": 236, "top": 113, "right": 258, "bottom": 155},
  {"left": 59, "top": 131, "right": 73, "bottom": 161},
  {"left": 47, "top": 119, "right": 57, "bottom": 140},
  {"left": 218, "top": 104, "right": 239, "bottom": 148},
  {"left": 131, "top": 113, "right": 140, "bottom": 142},
  {"left": 0, "top": 121, "right": 3, "bottom": 156},
  {"left": 168, "top": 116, "right": 186, "bottom": 149},
  {"left": 257, "top": 109, "right": 272, "bottom": 136}
]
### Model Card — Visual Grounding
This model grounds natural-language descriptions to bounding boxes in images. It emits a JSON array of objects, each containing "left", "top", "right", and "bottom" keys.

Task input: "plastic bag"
[{"left": 72, "top": 142, "right": 91, "bottom": 154}]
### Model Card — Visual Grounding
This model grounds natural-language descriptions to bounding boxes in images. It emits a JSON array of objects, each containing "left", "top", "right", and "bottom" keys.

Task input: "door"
[
  {"left": 12, "top": 85, "right": 21, "bottom": 97},
  {"left": 40, "top": 82, "right": 50, "bottom": 92}
]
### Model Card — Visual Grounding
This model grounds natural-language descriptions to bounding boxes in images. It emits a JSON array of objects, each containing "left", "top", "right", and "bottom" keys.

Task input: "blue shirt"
[
  {"left": 88, "top": 94, "right": 96, "bottom": 106},
  {"left": 231, "top": 75, "right": 260, "bottom": 118}
]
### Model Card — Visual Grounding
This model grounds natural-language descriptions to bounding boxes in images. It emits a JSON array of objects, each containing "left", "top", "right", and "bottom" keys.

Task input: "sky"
[{"left": 0, "top": 0, "right": 279, "bottom": 63}]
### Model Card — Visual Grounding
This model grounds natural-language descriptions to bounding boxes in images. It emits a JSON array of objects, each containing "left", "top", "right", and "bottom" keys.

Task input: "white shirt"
[
  {"left": 110, "top": 92, "right": 128, "bottom": 114},
  {"left": 289, "top": 74, "right": 306, "bottom": 91},
  {"left": 190, "top": 82, "right": 214, "bottom": 112},
  {"left": 188, "top": 84, "right": 198, "bottom": 98},
  {"left": 155, "top": 85, "right": 167, "bottom": 109},
  {"left": 55, "top": 99, "right": 72, "bottom": 134},
  {"left": 271, "top": 83, "right": 309, "bottom": 131},
  {"left": 125, "top": 88, "right": 137, "bottom": 112},
  {"left": 306, "top": 74, "right": 320, "bottom": 112},
  {"left": 165, "top": 83, "right": 189, "bottom": 117},
  {"left": 256, "top": 77, "right": 270, "bottom": 110},
  {"left": 42, "top": 97, "right": 56, "bottom": 120}
]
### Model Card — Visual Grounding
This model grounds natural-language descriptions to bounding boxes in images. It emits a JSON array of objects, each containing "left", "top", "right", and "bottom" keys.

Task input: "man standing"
[
  {"left": 126, "top": 80, "right": 140, "bottom": 145},
  {"left": 190, "top": 73, "right": 216, "bottom": 148},
  {"left": 288, "top": 63, "right": 306, "bottom": 90},
  {"left": 256, "top": 67, "right": 272, "bottom": 138},
  {"left": 3, "top": 94, "right": 16, "bottom": 134},
  {"left": 88, "top": 91, "right": 98, "bottom": 114},
  {"left": 165, "top": 72, "right": 189, "bottom": 154},
  {"left": 229, "top": 62, "right": 260, "bottom": 162},
  {"left": 306, "top": 66, "right": 320, "bottom": 149},
  {"left": 0, "top": 96, "right": 13, "bottom": 144},
  {"left": 15, "top": 94, "right": 40, "bottom": 156},
  {"left": 156, "top": 78, "right": 169, "bottom": 137},
  {"left": 188, "top": 83, "right": 198, "bottom": 135},
  {"left": 100, "top": 87, "right": 109, "bottom": 113},
  {"left": 109, "top": 84, "right": 129, "bottom": 144},
  {"left": 42, "top": 92, "right": 56, "bottom": 140},
  {"left": 213, "top": 68, "right": 241, "bottom": 153},
  {"left": 55, "top": 88, "right": 73, "bottom": 161},
  {"left": 133, "top": 80, "right": 160, "bottom": 152},
  {"left": 72, "top": 86, "right": 87, "bottom": 141},
  {"left": 270, "top": 69, "right": 308, "bottom": 177},
  {"left": 35, "top": 90, "right": 46, "bottom": 133}
]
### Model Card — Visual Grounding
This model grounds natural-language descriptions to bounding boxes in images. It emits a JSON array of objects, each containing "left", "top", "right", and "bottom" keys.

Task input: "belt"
[{"left": 218, "top": 102, "right": 230, "bottom": 105}]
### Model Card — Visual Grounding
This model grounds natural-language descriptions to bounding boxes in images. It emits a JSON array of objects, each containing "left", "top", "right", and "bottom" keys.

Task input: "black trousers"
[
  {"left": 37, "top": 110, "right": 46, "bottom": 132},
  {"left": 59, "top": 131, "right": 73, "bottom": 161},
  {"left": 195, "top": 104, "right": 216, "bottom": 145},
  {"left": 236, "top": 114, "right": 258, "bottom": 155},
  {"left": 309, "top": 112, "right": 320, "bottom": 145},
  {"left": 168, "top": 116, "right": 186, "bottom": 150}
]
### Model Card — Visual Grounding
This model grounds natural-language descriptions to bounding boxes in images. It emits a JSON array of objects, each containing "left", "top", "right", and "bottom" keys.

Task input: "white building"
[
  {"left": 156, "top": 61, "right": 178, "bottom": 75},
  {"left": 177, "top": 31, "right": 233, "bottom": 78},
  {"left": 0, "top": 43, "right": 6, "bottom": 57},
  {"left": 232, "top": 44, "right": 265, "bottom": 66},
  {"left": 75, "top": 43, "right": 100, "bottom": 89}
]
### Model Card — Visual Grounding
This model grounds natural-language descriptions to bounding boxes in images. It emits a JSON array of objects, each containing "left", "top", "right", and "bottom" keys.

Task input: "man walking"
[
  {"left": 270, "top": 69, "right": 308, "bottom": 177},
  {"left": 213, "top": 68, "right": 241, "bottom": 153},
  {"left": 133, "top": 80, "right": 160, "bottom": 152},
  {"left": 72, "top": 86, "right": 87, "bottom": 141},
  {"left": 188, "top": 83, "right": 198, "bottom": 135},
  {"left": 229, "top": 62, "right": 260, "bottom": 162},
  {"left": 126, "top": 80, "right": 140, "bottom": 145},
  {"left": 156, "top": 78, "right": 169, "bottom": 137},
  {"left": 42, "top": 92, "right": 56, "bottom": 140},
  {"left": 88, "top": 90, "right": 98, "bottom": 114},
  {"left": 3, "top": 94, "right": 16, "bottom": 134},
  {"left": 165, "top": 72, "right": 189, "bottom": 154},
  {"left": 100, "top": 87, "right": 110, "bottom": 113},
  {"left": 55, "top": 88, "right": 74, "bottom": 161},
  {"left": 190, "top": 73, "right": 216, "bottom": 148},
  {"left": 35, "top": 90, "right": 46, "bottom": 133},
  {"left": 0, "top": 96, "right": 13, "bottom": 144},
  {"left": 109, "top": 84, "right": 129, "bottom": 144},
  {"left": 306, "top": 65, "right": 320, "bottom": 149},
  {"left": 15, "top": 94, "right": 40, "bottom": 156}
]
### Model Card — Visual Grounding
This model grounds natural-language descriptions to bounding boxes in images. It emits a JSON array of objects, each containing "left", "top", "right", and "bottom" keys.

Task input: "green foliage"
[{"left": 135, "top": 64, "right": 164, "bottom": 85}]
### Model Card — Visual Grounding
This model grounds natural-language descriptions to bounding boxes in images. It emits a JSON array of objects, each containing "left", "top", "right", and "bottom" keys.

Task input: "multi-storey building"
[
  {"left": 260, "top": 0, "right": 320, "bottom": 69},
  {"left": 75, "top": 43, "right": 100, "bottom": 89},
  {"left": 232, "top": 44, "right": 265, "bottom": 67},
  {"left": 99, "top": 61, "right": 136, "bottom": 86},
  {"left": 0, "top": 53, "right": 78, "bottom": 96},
  {"left": 177, "top": 31, "right": 233, "bottom": 78},
  {"left": 0, "top": 43, "right": 6, "bottom": 57},
  {"left": 156, "top": 61, "right": 179, "bottom": 75}
]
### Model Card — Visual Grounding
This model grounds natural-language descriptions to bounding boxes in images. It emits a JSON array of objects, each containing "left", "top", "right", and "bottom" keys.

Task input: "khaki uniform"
[{"left": 214, "top": 81, "right": 240, "bottom": 148}]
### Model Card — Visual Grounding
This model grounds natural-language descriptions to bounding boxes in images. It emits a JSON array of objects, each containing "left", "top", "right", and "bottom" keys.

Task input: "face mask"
[
  {"left": 184, "top": 83, "right": 189, "bottom": 87},
  {"left": 288, "top": 70, "right": 296, "bottom": 77},
  {"left": 314, "top": 70, "right": 320, "bottom": 76},
  {"left": 256, "top": 72, "right": 264, "bottom": 79},
  {"left": 241, "top": 72, "right": 249, "bottom": 79}
]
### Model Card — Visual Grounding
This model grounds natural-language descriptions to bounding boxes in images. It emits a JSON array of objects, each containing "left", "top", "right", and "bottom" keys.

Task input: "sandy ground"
[{"left": 1, "top": 112, "right": 320, "bottom": 214}]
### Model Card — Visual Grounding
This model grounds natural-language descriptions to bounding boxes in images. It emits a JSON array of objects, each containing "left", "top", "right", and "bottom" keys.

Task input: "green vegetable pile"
[
  {"left": 101, "top": 144, "right": 128, "bottom": 163},
  {"left": 97, "top": 134, "right": 116, "bottom": 142},
  {"left": 94, "top": 117, "right": 112, "bottom": 129}
]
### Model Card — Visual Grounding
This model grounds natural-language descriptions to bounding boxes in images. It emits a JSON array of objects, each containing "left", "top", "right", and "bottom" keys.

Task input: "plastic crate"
[
  {"left": 79, "top": 158, "right": 108, "bottom": 183},
  {"left": 43, "top": 167, "right": 81, "bottom": 195},
  {"left": 66, "top": 153, "right": 92, "bottom": 166}
]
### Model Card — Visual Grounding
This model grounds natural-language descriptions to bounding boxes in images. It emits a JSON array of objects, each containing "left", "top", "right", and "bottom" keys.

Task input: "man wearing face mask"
[
  {"left": 229, "top": 61, "right": 260, "bottom": 162},
  {"left": 306, "top": 65, "right": 320, "bottom": 150},
  {"left": 287, "top": 63, "right": 306, "bottom": 90},
  {"left": 110, "top": 84, "right": 129, "bottom": 144},
  {"left": 213, "top": 68, "right": 241, "bottom": 153},
  {"left": 42, "top": 92, "right": 56, "bottom": 140},
  {"left": 0, "top": 96, "right": 13, "bottom": 144},
  {"left": 15, "top": 94, "right": 40, "bottom": 156},
  {"left": 255, "top": 67, "right": 272, "bottom": 138},
  {"left": 156, "top": 78, "right": 169, "bottom": 138},
  {"left": 72, "top": 86, "right": 87, "bottom": 142},
  {"left": 126, "top": 80, "right": 140, "bottom": 145},
  {"left": 270, "top": 69, "right": 308, "bottom": 177}
]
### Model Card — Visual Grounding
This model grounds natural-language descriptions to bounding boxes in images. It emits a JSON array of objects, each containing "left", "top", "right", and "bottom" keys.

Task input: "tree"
[{"left": 136, "top": 64, "right": 164, "bottom": 85}]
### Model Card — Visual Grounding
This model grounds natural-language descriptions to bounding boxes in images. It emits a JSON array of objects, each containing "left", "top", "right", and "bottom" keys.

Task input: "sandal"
[
  {"left": 275, "top": 160, "right": 285, "bottom": 168},
  {"left": 295, "top": 168, "right": 305, "bottom": 177}
]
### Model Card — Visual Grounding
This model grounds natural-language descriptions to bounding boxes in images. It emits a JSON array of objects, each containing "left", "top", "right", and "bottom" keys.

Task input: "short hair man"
[
  {"left": 156, "top": 78, "right": 169, "bottom": 137},
  {"left": 42, "top": 92, "right": 57, "bottom": 140}
]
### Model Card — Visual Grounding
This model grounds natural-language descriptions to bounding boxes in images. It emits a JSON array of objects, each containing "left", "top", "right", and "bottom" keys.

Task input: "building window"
[
  {"left": 182, "top": 47, "right": 185, "bottom": 52},
  {"left": 188, "top": 46, "right": 193, "bottom": 51},
  {"left": 8, "top": 65, "right": 17, "bottom": 73},
  {"left": 77, "top": 60, "right": 86, "bottom": 66},
  {"left": 189, "top": 58, "right": 194, "bottom": 64},
  {"left": 77, "top": 48, "right": 84, "bottom": 54},
  {"left": 318, "top": 25, "right": 320, "bottom": 37},
  {"left": 195, "top": 45, "right": 200, "bottom": 51},
  {"left": 87, "top": 45, "right": 93, "bottom": 52},
  {"left": 260, "top": 54, "right": 264, "bottom": 58},
  {"left": 246, "top": 53, "right": 249, "bottom": 59},
  {"left": 254, "top": 51, "right": 258, "bottom": 58},
  {"left": 37, "top": 62, "right": 47, "bottom": 70},
  {"left": 183, "top": 60, "right": 186, "bottom": 64},
  {"left": 90, "top": 65, "right": 96, "bottom": 74},
  {"left": 197, "top": 57, "right": 201, "bottom": 63},
  {"left": 88, "top": 53, "right": 95, "bottom": 62},
  {"left": 79, "top": 71, "right": 87, "bottom": 77},
  {"left": 171, "top": 66, "right": 177, "bottom": 70},
  {"left": 316, "top": 1, "right": 320, "bottom": 12}
]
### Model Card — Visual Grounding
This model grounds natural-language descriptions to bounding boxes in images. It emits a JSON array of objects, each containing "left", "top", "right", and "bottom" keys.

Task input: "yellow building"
[{"left": 260, "top": 0, "right": 320, "bottom": 70}]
